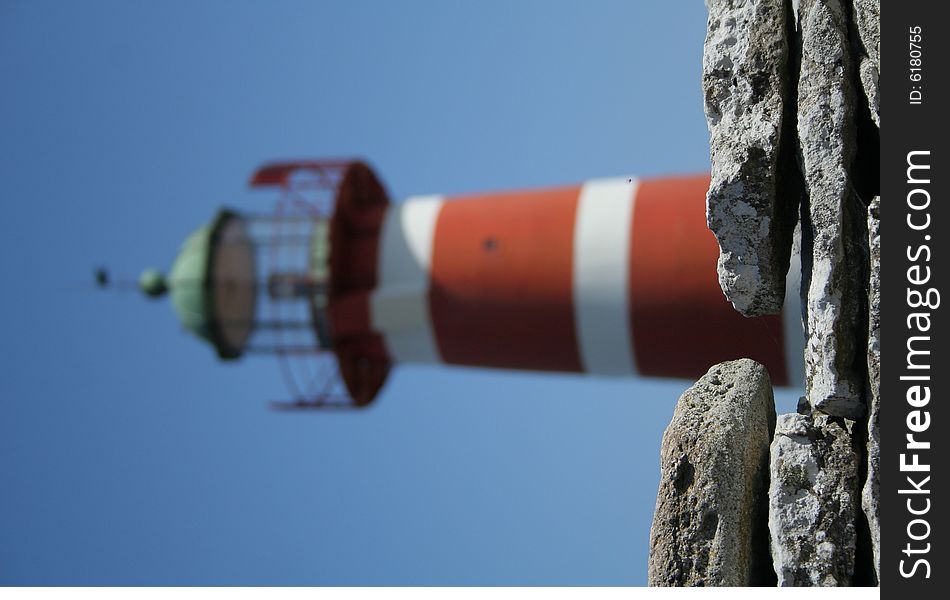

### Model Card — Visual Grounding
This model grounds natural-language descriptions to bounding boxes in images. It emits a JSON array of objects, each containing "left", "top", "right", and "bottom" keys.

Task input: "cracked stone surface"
[
  {"left": 862, "top": 197, "right": 880, "bottom": 583},
  {"left": 852, "top": 0, "right": 880, "bottom": 127},
  {"left": 769, "top": 413, "right": 859, "bottom": 586},
  {"left": 676, "top": 0, "right": 879, "bottom": 586},
  {"left": 797, "top": 0, "right": 867, "bottom": 420},
  {"left": 649, "top": 360, "right": 776, "bottom": 586},
  {"left": 703, "top": 0, "right": 798, "bottom": 317}
]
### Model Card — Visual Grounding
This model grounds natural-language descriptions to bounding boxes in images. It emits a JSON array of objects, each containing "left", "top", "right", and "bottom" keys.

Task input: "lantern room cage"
[{"left": 140, "top": 160, "right": 391, "bottom": 409}]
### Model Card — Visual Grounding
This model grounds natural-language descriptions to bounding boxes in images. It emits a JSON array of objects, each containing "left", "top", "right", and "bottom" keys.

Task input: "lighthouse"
[{"left": 139, "top": 160, "right": 804, "bottom": 408}]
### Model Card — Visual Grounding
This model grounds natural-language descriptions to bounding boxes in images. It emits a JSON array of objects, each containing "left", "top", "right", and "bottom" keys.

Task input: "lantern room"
[{"left": 139, "top": 161, "right": 392, "bottom": 408}]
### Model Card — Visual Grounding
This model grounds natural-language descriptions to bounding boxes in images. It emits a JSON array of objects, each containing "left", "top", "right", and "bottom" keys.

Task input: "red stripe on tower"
[{"left": 428, "top": 186, "right": 584, "bottom": 373}]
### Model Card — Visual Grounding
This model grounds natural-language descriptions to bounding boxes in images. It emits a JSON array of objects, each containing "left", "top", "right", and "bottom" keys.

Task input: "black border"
[{"left": 881, "top": 1, "right": 947, "bottom": 594}]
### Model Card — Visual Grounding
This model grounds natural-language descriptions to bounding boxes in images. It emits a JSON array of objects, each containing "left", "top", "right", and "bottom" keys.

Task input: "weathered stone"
[
  {"left": 852, "top": 0, "right": 880, "bottom": 127},
  {"left": 796, "top": 395, "right": 810, "bottom": 415},
  {"left": 862, "top": 197, "right": 881, "bottom": 583},
  {"left": 797, "top": 0, "right": 867, "bottom": 419},
  {"left": 649, "top": 360, "right": 776, "bottom": 586},
  {"left": 769, "top": 413, "right": 859, "bottom": 586},
  {"left": 703, "top": 0, "right": 797, "bottom": 316}
]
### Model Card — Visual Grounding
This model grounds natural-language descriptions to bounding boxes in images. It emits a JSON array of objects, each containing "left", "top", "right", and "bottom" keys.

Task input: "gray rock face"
[
  {"left": 649, "top": 360, "right": 777, "bottom": 586},
  {"left": 692, "top": 0, "right": 879, "bottom": 587},
  {"left": 862, "top": 197, "right": 881, "bottom": 583},
  {"left": 703, "top": 0, "right": 797, "bottom": 317},
  {"left": 769, "top": 413, "right": 859, "bottom": 586},
  {"left": 797, "top": 0, "right": 867, "bottom": 420},
  {"left": 852, "top": 0, "right": 880, "bottom": 126}
]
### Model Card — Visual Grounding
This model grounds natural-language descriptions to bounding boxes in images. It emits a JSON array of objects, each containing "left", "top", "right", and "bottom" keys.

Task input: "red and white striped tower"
[{"left": 143, "top": 161, "right": 803, "bottom": 408}]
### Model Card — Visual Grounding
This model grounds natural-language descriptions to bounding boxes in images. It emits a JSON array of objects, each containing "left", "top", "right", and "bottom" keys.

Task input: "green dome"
[
  {"left": 167, "top": 223, "right": 215, "bottom": 343},
  {"left": 145, "top": 210, "right": 255, "bottom": 360}
]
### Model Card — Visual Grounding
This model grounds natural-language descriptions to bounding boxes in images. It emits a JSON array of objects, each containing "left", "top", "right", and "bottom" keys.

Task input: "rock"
[
  {"left": 862, "top": 197, "right": 881, "bottom": 583},
  {"left": 769, "top": 413, "right": 859, "bottom": 586},
  {"left": 703, "top": 0, "right": 798, "bottom": 317},
  {"left": 796, "top": 395, "right": 811, "bottom": 415},
  {"left": 648, "top": 360, "right": 776, "bottom": 586},
  {"left": 797, "top": 0, "right": 867, "bottom": 419},
  {"left": 852, "top": 0, "right": 880, "bottom": 127}
]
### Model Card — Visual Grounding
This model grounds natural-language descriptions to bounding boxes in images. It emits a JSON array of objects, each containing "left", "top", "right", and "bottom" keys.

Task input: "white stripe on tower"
[
  {"left": 783, "top": 250, "right": 806, "bottom": 388},
  {"left": 370, "top": 196, "right": 444, "bottom": 363},
  {"left": 572, "top": 178, "right": 638, "bottom": 376}
]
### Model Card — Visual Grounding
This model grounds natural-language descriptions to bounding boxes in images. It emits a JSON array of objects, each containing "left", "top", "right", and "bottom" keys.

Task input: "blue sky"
[{"left": 0, "top": 0, "right": 801, "bottom": 585}]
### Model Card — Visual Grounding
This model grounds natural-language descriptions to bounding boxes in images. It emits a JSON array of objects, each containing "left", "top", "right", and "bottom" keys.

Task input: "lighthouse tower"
[{"left": 140, "top": 160, "right": 804, "bottom": 408}]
